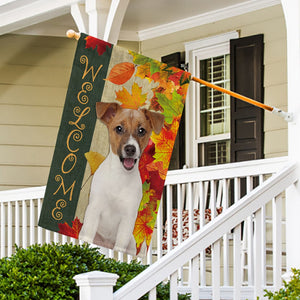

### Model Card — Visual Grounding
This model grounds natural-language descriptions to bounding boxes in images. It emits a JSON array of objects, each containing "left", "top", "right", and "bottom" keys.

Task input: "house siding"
[
  {"left": 140, "top": 4, "right": 288, "bottom": 161},
  {"left": 0, "top": 34, "right": 139, "bottom": 191},
  {"left": 0, "top": 5, "right": 286, "bottom": 190}
]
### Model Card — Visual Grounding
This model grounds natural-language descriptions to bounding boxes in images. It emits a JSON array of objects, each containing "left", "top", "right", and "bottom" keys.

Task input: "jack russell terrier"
[{"left": 79, "top": 102, "right": 164, "bottom": 254}]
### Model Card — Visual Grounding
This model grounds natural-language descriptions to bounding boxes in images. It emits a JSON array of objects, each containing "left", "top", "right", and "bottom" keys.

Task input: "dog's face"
[{"left": 96, "top": 102, "right": 164, "bottom": 171}]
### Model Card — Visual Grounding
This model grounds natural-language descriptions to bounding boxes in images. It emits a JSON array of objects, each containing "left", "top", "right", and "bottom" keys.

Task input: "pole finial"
[{"left": 66, "top": 30, "right": 80, "bottom": 40}]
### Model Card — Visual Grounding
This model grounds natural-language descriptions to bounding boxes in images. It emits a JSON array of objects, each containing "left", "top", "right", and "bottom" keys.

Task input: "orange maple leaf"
[{"left": 115, "top": 82, "right": 147, "bottom": 109}]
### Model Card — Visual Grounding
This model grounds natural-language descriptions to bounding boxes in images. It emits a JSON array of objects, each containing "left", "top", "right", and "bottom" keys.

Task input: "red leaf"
[
  {"left": 139, "top": 140, "right": 155, "bottom": 183},
  {"left": 85, "top": 36, "right": 112, "bottom": 56},
  {"left": 58, "top": 217, "right": 83, "bottom": 239}
]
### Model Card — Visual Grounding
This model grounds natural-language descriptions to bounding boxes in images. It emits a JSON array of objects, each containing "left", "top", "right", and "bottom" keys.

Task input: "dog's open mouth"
[{"left": 121, "top": 157, "right": 137, "bottom": 171}]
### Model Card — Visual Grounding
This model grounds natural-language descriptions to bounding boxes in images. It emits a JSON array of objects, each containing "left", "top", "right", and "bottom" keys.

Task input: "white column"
[
  {"left": 281, "top": 0, "right": 300, "bottom": 271},
  {"left": 74, "top": 271, "right": 119, "bottom": 300}
]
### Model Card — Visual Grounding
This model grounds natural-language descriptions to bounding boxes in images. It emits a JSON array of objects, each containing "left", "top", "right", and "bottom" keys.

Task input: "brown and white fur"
[{"left": 79, "top": 102, "right": 164, "bottom": 253}]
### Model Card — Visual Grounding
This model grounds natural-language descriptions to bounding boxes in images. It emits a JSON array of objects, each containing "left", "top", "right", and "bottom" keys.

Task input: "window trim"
[{"left": 185, "top": 31, "right": 239, "bottom": 167}]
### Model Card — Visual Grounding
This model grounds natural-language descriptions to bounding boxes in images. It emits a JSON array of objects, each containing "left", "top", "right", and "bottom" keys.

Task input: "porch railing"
[
  {"left": 0, "top": 156, "right": 293, "bottom": 299},
  {"left": 111, "top": 160, "right": 297, "bottom": 299}
]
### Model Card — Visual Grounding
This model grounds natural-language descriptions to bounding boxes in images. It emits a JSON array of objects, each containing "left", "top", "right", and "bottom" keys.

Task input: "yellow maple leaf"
[
  {"left": 150, "top": 119, "right": 179, "bottom": 169},
  {"left": 133, "top": 207, "right": 154, "bottom": 252},
  {"left": 84, "top": 151, "right": 105, "bottom": 175},
  {"left": 115, "top": 82, "right": 147, "bottom": 109}
]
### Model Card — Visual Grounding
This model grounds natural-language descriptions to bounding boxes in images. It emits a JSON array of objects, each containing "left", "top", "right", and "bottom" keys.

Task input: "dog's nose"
[{"left": 125, "top": 145, "right": 136, "bottom": 157}]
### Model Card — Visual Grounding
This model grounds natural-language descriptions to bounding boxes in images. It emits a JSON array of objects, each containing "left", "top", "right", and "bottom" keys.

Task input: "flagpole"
[
  {"left": 66, "top": 29, "right": 293, "bottom": 122},
  {"left": 191, "top": 76, "right": 292, "bottom": 122}
]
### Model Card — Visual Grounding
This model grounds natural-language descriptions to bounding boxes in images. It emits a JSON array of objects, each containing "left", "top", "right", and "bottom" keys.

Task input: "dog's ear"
[
  {"left": 142, "top": 109, "right": 165, "bottom": 134},
  {"left": 96, "top": 102, "right": 120, "bottom": 125}
]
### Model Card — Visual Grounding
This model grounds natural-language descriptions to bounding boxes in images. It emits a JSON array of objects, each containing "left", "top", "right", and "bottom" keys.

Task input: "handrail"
[
  {"left": 165, "top": 156, "right": 288, "bottom": 185},
  {"left": 114, "top": 162, "right": 298, "bottom": 300},
  {"left": 0, "top": 157, "right": 287, "bottom": 202},
  {"left": 0, "top": 186, "right": 46, "bottom": 202}
]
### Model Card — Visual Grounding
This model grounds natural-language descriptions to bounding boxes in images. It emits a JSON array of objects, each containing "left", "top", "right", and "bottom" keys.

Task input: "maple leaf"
[
  {"left": 133, "top": 207, "right": 155, "bottom": 253},
  {"left": 168, "top": 69, "right": 184, "bottom": 86},
  {"left": 115, "top": 83, "right": 147, "bottom": 109},
  {"left": 129, "top": 51, "right": 152, "bottom": 65},
  {"left": 135, "top": 63, "right": 151, "bottom": 81},
  {"left": 58, "top": 217, "right": 83, "bottom": 239},
  {"left": 106, "top": 62, "right": 135, "bottom": 85},
  {"left": 180, "top": 71, "right": 192, "bottom": 85},
  {"left": 138, "top": 182, "right": 156, "bottom": 210},
  {"left": 151, "top": 119, "right": 179, "bottom": 169},
  {"left": 138, "top": 140, "right": 155, "bottom": 183},
  {"left": 85, "top": 36, "right": 112, "bottom": 56},
  {"left": 156, "top": 91, "right": 184, "bottom": 124},
  {"left": 146, "top": 160, "right": 167, "bottom": 180},
  {"left": 85, "top": 151, "right": 105, "bottom": 175},
  {"left": 149, "top": 170, "right": 165, "bottom": 200}
]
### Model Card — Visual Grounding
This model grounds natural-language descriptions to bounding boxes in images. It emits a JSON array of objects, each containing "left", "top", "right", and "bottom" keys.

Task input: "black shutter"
[
  {"left": 230, "top": 34, "right": 264, "bottom": 162},
  {"left": 161, "top": 52, "right": 185, "bottom": 169}
]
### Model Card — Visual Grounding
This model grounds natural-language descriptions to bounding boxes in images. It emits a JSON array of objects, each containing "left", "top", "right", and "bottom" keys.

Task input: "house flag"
[{"left": 38, "top": 33, "right": 191, "bottom": 256}]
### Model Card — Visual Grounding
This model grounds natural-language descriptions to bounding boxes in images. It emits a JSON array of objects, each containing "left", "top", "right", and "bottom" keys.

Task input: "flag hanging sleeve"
[{"left": 38, "top": 33, "right": 191, "bottom": 256}]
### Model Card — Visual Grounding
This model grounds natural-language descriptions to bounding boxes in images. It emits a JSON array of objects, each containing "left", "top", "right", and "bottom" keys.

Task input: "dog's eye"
[
  {"left": 138, "top": 127, "right": 146, "bottom": 136},
  {"left": 115, "top": 126, "right": 123, "bottom": 134}
]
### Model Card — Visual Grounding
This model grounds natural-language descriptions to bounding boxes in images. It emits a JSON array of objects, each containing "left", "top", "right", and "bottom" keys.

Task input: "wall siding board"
[
  {"left": 0, "top": 105, "right": 62, "bottom": 127},
  {"left": 141, "top": 4, "right": 288, "bottom": 160},
  {"left": 0, "top": 5, "right": 288, "bottom": 190},
  {"left": 0, "top": 85, "right": 66, "bottom": 107},
  {"left": 0, "top": 145, "right": 53, "bottom": 166},
  {"left": 0, "top": 125, "right": 58, "bottom": 147}
]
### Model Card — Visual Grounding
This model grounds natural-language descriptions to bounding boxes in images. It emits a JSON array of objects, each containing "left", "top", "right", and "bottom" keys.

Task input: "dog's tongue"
[{"left": 123, "top": 158, "right": 135, "bottom": 170}]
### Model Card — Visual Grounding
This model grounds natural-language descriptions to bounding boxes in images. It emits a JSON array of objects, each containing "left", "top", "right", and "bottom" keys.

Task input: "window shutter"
[
  {"left": 230, "top": 34, "right": 264, "bottom": 162},
  {"left": 161, "top": 52, "right": 186, "bottom": 169}
]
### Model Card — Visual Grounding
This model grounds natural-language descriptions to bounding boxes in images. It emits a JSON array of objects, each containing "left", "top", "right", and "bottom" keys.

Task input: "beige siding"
[
  {"left": 0, "top": 34, "right": 139, "bottom": 191},
  {"left": 0, "top": 6, "right": 287, "bottom": 190},
  {"left": 140, "top": 4, "right": 288, "bottom": 159},
  {"left": 0, "top": 34, "right": 76, "bottom": 190}
]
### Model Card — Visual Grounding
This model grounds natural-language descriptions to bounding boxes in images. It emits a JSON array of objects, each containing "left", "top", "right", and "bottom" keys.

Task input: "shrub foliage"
[
  {"left": 0, "top": 243, "right": 190, "bottom": 300},
  {"left": 264, "top": 268, "right": 300, "bottom": 299}
]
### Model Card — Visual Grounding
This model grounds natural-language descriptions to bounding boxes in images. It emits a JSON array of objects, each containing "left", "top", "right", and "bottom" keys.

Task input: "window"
[
  {"left": 198, "top": 54, "right": 231, "bottom": 166},
  {"left": 185, "top": 31, "right": 239, "bottom": 167}
]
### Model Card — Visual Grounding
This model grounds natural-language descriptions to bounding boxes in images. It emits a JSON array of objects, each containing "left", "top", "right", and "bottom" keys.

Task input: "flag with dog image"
[{"left": 38, "top": 33, "right": 191, "bottom": 256}]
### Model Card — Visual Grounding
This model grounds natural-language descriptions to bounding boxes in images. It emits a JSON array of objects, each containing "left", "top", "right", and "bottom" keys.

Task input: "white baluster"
[
  {"left": 254, "top": 208, "right": 263, "bottom": 299},
  {"left": 1, "top": 202, "right": 5, "bottom": 258},
  {"left": 30, "top": 199, "right": 35, "bottom": 245},
  {"left": 15, "top": 200, "right": 20, "bottom": 248},
  {"left": 7, "top": 201, "right": 12, "bottom": 256},
  {"left": 212, "top": 240, "right": 220, "bottom": 300},
  {"left": 170, "top": 270, "right": 178, "bottom": 300},
  {"left": 273, "top": 194, "right": 283, "bottom": 289},
  {"left": 37, "top": 199, "right": 43, "bottom": 244},
  {"left": 22, "top": 200, "right": 27, "bottom": 248}
]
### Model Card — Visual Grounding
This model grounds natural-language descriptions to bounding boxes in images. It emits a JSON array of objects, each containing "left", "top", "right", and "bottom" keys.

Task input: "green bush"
[
  {"left": 264, "top": 268, "right": 300, "bottom": 299},
  {"left": 0, "top": 243, "right": 190, "bottom": 300}
]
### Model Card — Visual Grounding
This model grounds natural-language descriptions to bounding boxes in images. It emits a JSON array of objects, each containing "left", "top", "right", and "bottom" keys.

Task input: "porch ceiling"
[{"left": 0, "top": 0, "right": 281, "bottom": 41}]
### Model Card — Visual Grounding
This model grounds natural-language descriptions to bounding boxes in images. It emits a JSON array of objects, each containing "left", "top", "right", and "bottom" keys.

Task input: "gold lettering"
[
  {"left": 77, "top": 82, "right": 93, "bottom": 105},
  {"left": 61, "top": 153, "right": 77, "bottom": 174},
  {"left": 66, "top": 129, "right": 83, "bottom": 153},
  {"left": 80, "top": 55, "right": 103, "bottom": 82},
  {"left": 51, "top": 199, "right": 67, "bottom": 221},
  {"left": 69, "top": 106, "right": 90, "bottom": 130},
  {"left": 53, "top": 175, "right": 76, "bottom": 201}
]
